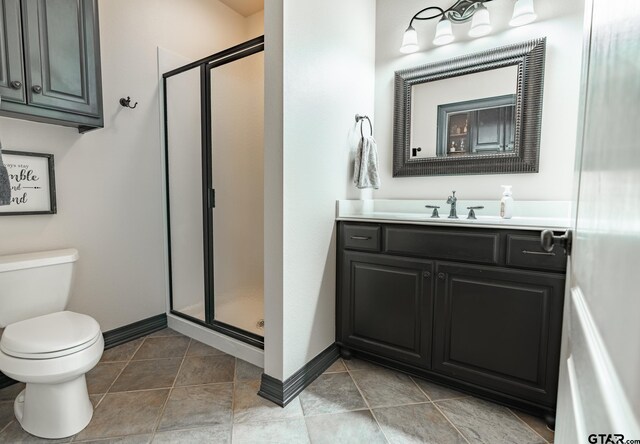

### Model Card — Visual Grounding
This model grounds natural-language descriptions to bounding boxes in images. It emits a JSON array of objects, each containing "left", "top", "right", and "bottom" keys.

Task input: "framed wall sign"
[{"left": 0, "top": 150, "right": 57, "bottom": 215}]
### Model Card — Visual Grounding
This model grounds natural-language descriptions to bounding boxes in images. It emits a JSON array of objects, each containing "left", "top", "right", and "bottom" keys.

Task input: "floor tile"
[
  {"left": 157, "top": 383, "right": 233, "bottom": 432},
  {"left": 100, "top": 339, "right": 144, "bottom": 363},
  {"left": 344, "top": 358, "right": 380, "bottom": 372},
  {"left": 146, "top": 329, "right": 183, "bottom": 338},
  {"left": 350, "top": 366, "right": 428, "bottom": 408},
  {"left": 110, "top": 359, "right": 182, "bottom": 393},
  {"left": 185, "top": 340, "right": 226, "bottom": 357},
  {"left": 75, "top": 434, "right": 152, "bottom": 443},
  {"left": 234, "top": 359, "right": 262, "bottom": 382},
  {"left": 86, "top": 362, "right": 126, "bottom": 394},
  {"left": 305, "top": 410, "right": 387, "bottom": 444},
  {"left": 90, "top": 394, "right": 105, "bottom": 408},
  {"left": 437, "top": 397, "right": 546, "bottom": 444},
  {"left": 174, "top": 355, "right": 235, "bottom": 387},
  {"left": 0, "top": 420, "right": 72, "bottom": 443},
  {"left": 132, "top": 337, "right": 190, "bottom": 361},
  {"left": 233, "top": 380, "right": 303, "bottom": 423},
  {"left": 232, "top": 418, "right": 309, "bottom": 444},
  {"left": 74, "top": 389, "right": 169, "bottom": 441},
  {"left": 0, "top": 401, "right": 14, "bottom": 431},
  {"left": 299, "top": 372, "right": 367, "bottom": 416},
  {"left": 373, "top": 402, "right": 467, "bottom": 444},
  {"left": 0, "top": 382, "right": 24, "bottom": 401},
  {"left": 511, "top": 409, "right": 554, "bottom": 443},
  {"left": 324, "top": 359, "right": 347, "bottom": 373},
  {"left": 153, "top": 425, "right": 231, "bottom": 443},
  {"left": 412, "top": 377, "right": 470, "bottom": 401}
]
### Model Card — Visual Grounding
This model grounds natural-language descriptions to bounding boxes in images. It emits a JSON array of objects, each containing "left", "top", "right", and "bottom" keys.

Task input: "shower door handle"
[{"left": 208, "top": 188, "right": 216, "bottom": 208}]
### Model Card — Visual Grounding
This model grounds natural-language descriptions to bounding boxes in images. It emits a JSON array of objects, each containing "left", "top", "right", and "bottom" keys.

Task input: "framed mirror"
[{"left": 393, "top": 38, "right": 546, "bottom": 177}]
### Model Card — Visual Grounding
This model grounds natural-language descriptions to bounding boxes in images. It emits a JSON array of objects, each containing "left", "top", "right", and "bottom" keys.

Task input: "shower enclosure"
[{"left": 163, "top": 37, "right": 264, "bottom": 348}]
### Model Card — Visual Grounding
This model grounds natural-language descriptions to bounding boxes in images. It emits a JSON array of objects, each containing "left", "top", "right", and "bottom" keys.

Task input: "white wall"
[
  {"left": 0, "top": 0, "right": 255, "bottom": 331},
  {"left": 263, "top": 0, "right": 376, "bottom": 380},
  {"left": 375, "top": 0, "right": 584, "bottom": 200}
]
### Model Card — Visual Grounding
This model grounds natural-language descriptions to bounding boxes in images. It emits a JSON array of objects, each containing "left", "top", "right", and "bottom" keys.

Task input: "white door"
[{"left": 554, "top": 0, "right": 640, "bottom": 443}]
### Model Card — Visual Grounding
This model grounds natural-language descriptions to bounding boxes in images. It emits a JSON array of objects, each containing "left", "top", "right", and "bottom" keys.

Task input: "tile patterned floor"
[{"left": 0, "top": 329, "right": 554, "bottom": 443}]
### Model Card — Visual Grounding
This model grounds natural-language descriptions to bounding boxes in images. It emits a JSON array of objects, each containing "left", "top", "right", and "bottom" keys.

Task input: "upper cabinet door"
[
  {"left": 0, "top": 0, "right": 25, "bottom": 103},
  {"left": 22, "top": 0, "right": 101, "bottom": 117}
]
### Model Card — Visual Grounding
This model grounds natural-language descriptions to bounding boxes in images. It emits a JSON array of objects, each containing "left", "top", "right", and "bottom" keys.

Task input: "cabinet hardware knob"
[
  {"left": 10, "top": 80, "right": 22, "bottom": 89},
  {"left": 32, "top": 85, "right": 42, "bottom": 94},
  {"left": 438, "top": 272, "right": 446, "bottom": 280},
  {"left": 423, "top": 271, "right": 431, "bottom": 278}
]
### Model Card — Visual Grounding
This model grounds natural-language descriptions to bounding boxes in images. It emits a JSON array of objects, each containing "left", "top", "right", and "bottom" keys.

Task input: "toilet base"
[{"left": 15, "top": 375, "right": 94, "bottom": 439}]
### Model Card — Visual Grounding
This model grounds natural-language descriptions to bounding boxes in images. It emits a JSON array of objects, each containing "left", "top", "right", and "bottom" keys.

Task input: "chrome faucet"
[{"left": 446, "top": 191, "right": 458, "bottom": 219}]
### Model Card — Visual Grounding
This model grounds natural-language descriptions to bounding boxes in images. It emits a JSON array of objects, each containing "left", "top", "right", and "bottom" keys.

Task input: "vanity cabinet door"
[
  {"left": 433, "top": 262, "right": 565, "bottom": 406},
  {"left": 339, "top": 251, "right": 433, "bottom": 367},
  {"left": 0, "top": 0, "right": 25, "bottom": 103},
  {"left": 22, "top": 0, "right": 101, "bottom": 117}
]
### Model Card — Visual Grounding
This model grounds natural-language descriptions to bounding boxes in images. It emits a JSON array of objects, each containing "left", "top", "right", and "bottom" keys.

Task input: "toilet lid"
[{"left": 0, "top": 311, "right": 102, "bottom": 359}]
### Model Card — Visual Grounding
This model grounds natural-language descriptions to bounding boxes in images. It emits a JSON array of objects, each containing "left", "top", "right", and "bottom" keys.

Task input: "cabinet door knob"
[
  {"left": 10, "top": 80, "right": 22, "bottom": 89},
  {"left": 32, "top": 85, "right": 42, "bottom": 94},
  {"left": 423, "top": 271, "right": 431, "bottom": 278},
  {"left": 438, "top": 272, "right": 446, "bottom": 280}
]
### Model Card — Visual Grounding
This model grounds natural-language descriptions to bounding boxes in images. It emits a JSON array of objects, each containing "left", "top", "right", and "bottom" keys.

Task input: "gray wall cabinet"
[
  {"left": 0, "top": 0, "right": 102, "bottom": 132},
  {"left": 337, "top": 222, "right": 567, "bottom": 424}
]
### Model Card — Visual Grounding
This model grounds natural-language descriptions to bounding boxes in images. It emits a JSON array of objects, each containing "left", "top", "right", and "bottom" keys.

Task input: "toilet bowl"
[{"left": 0, "top": 250, "right": 104, "bottom": 439}]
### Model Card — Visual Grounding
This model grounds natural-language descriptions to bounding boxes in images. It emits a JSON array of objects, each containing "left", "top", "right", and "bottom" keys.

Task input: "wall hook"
[{"left": 119, "top": 96, "right": 138, "bottom": 109}]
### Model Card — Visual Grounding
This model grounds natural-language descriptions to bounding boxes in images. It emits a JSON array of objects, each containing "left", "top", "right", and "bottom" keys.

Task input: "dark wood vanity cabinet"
[
  {"left": 0, "top": 0, "right": 103, "bottom": 132},
  {"left": 339, "top": 251, "right": 433, "bottom": 367},
  {"left": 337, "top": 221, "right": 567, "bottom": 419}
]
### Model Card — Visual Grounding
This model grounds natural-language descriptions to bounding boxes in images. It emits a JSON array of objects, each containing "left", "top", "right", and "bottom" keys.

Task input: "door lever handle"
[{"left": 541, "top": 229, "right": 572, "bottom": 254}]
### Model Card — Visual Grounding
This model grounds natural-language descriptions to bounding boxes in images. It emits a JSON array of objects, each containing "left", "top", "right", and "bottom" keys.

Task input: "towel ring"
[{"left": 355, "top": 114, "right": 373, "bottom": 139}]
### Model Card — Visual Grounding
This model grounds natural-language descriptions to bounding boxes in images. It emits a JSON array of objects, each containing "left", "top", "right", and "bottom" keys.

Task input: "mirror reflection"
[{"left": 410, "top": 65, "right": 518, "bottom": 159}]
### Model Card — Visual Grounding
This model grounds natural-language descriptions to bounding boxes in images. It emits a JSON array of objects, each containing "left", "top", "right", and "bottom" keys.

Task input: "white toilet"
[{"left": 0, "top": 249, "right": 104, "bottom": 439}]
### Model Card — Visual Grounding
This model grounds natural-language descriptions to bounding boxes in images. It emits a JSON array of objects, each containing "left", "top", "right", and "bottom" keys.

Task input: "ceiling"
[{"left": 217, "top": 0, "right": 264, "bottom": 17}]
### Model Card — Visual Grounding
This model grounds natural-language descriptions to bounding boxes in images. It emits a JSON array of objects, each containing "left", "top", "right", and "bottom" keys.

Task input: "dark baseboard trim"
[
  {"left": 258, "top": 343, "right": 339, "bottom": 407},
  {"left": 0, "top": 313, "right": 168, "bottom": 389},
  {"left": 102, "top": 313, "right": 167, "bottom": 349},
  {"left": 0, "top": 374, "right": 16, "bottom": 390}
]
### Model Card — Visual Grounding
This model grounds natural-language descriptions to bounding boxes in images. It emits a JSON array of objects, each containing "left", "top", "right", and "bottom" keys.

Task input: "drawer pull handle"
[
  {"left": 522, "top": 250, "right": 556, "bottom": 256},
  {"left": 350, "top": 235, "right": 371, "bottom": 241}
]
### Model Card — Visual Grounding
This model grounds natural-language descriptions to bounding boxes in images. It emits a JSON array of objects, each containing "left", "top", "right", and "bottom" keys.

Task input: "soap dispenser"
[{"left": 500, "top": 185, "right": 514, "bottom": 219}]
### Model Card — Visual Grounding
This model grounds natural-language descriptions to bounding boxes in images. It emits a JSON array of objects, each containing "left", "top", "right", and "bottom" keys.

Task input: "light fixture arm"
[
  {"left": 407, "top": 0, "right": 494, "bottom": 28},
  {"left": 408, "top": 6, "right": 446, "bottom": 28}
]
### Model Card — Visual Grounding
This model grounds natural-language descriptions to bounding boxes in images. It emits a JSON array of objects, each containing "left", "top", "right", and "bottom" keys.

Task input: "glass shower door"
[
  {"left": 164, "top": 37, "right": 265, "bottom": 347},
  {"left": 209, "top": 50, "right": 265, "bottom": 336},
  {"left": 164, "top": 66, "right": 206, "bottom": 322}
]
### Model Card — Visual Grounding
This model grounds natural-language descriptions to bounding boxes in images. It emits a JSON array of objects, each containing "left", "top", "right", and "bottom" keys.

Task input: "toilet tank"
[{"left": 0, "top": 249, "right": 79, "bottom": 328}]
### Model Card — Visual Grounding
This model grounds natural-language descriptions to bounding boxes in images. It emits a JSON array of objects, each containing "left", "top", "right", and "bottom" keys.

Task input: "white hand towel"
[{"left": 353, "top": 136, "right": 380, "bottom": 189}]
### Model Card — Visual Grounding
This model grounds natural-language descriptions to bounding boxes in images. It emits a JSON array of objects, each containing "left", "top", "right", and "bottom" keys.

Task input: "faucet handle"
[
  {"left": 466, "top": 206, "right": 484, "bottom": 220},
  {"left": 425, "top": 205, "right": 440, "bottom": 218}
]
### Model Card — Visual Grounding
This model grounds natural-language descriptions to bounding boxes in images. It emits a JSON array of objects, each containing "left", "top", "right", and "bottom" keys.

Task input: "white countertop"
[{"left": 337, "top": 200, "right": 572, "bottom": 231}]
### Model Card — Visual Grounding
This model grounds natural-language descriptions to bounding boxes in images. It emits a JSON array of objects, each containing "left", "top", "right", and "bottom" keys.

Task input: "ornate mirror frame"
[{"left": 393, "top": 37, "right": 546, "bottom": 177}]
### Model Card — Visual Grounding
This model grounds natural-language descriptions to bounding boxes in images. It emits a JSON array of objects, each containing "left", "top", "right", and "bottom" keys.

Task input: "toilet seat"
[{"left": 0, "top": 311, "right": 102, "bottom": 360}]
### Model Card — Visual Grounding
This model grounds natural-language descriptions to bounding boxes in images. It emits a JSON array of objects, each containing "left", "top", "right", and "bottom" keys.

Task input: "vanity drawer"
[
  {"left": 342, "top": 224, "right": 381, "bottom": 252},
  {"left": 384, "top": 226, "right": 500, "bottom": 265},
  {"left": 506, "top": 234, "right": 567, "bottom": 272}
]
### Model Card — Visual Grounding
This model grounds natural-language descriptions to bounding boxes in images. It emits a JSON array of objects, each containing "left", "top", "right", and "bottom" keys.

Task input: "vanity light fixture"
[
  {"left": 400, "top": 0, "right": 537, "bottom": 54},
  {"left": 509, "top": 0, "right": 537, "bottom": 27}
]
